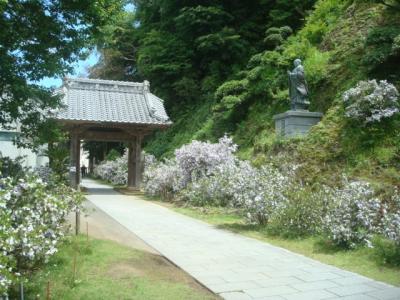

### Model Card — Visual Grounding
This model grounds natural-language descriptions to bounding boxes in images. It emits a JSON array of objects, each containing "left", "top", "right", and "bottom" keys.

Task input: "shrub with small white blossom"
[
  {"left": 34, "top": 165, "right": 54, "bottom": 183},
  {"left": 271, "top": 185, "right": 332, "bottom": 237},
  {"left": 382, "top": 193, "right": 400, "bottom": 245},
  {"left": 236, "top": 164, "right": 289, "bottom": 225},
  {"left": 143, "top": 158, "right": 183, "bottom": 200},
  {"left": 175, "top": 135, "right": 238, "bottom": 187},
  {"left": 94, "top": 151, "right": 128, "bottom": 185},
  {"left": 181, "top": 160, "right": 289, "bottom": 225},
  {"left": 322, "top": 179, "right": 385, "bottom": 248},
  {"left": 0, "top": 175, "right": 82, "bottom": 295},
  {"left": 142, "top": 136, "right": 239, "bottom": 201},
  {"left": 342, "top": 79, "right": 399, "bottom": 124},
  {"left": 180, "top": 160, "right": 244, "bottom": 206}
]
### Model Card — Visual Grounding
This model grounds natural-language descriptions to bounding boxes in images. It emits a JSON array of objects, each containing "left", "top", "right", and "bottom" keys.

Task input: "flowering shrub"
[
  {"left": 180, "top": 162, "right": 239, "bottom": 206},
  {"left": 180, "top": 160, "right": 289, "bottom": 225},
  {"left": 271, "top": 185, "right": 331, "bottom": 237},
  {"left": 175, "top": 135, "right": 237, "bottom": 186},
  {"left": 322, "top": 180, "right": 385, "bottom": 248},
  {"left": 237, "top": 164, "right": 288, "bottom": 225},
  {"left": 143, "top": 159, "right": 183, "bottom": 200},
  {"left": 381, "top": 193, "right": 400, "bottom": 244},
  {"left": 343, "top": 79, "right": 399, "bottom": 124},
  {"left": 94, "top": 151, "right": 128, "bottom": 185},
  {"left": 0, "top": 156, "right": 26, "bottom": 180},
  {"left": 0, "top": 175, "right": 82, "bottom": 295},
  {"left": 34, "top": 165, "right": 54, "bottom": 183},
  {"left": 142, "top": 136, "right": 239, "bottom": 201}
]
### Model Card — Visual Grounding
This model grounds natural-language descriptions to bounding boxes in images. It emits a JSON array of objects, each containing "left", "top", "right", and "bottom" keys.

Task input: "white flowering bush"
[
  {"left": 382, "top": 192, "right": 400, "bottom": 245},
  {"left": 0, "top": 196, "right": 14, "bottom": 296},
  {"left": 343, "top": 79, "right": 399, "bottom": 124},
  {"left": 322, "top": 180, "right": 385, "bottom": 248},
  {"left": 34, "top": 165, "right": 54, "bottom": 183},
  {"left": 0, "top": 175, "right": 82, "bottom": 295},
  {"left": 372, "top": 192, "right": 400, "bottom": 266},
  {"left": 143, "top": 159, "right": 183, "bottom": 200},
  {"left": 180, "top": 160, "right": 246, "bottom": 206},
  {"left": 175, "top": 135, "right": 237, "bottom": 187},
  {"left": 237, "top": 164, "right": 289, "bottom": 225},
  {"left": 271, "top": 185, "right": 332, "bottom": 237},
  {"left": 94, "top": 151, "right": 128, "bottom": 185},
  {"left": 142, "top": 136, "right": 238, "bottom": 201}
]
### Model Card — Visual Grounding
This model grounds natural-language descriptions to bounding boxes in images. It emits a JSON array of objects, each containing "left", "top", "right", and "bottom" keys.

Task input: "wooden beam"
[{"left": 80, "top": 130, "right": 133, "bottom": 142}]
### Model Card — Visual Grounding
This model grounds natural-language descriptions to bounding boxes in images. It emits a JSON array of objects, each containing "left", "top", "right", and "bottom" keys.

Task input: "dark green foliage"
[
  {"left": 0, "top": 0, "right": 125, "bottom": 150},
  {"left": 83, "top": 142, "right": 125, "bottom": 164},
  {"left": 90, "top": 0, "right": 317, "bottom": 157},
  {"left": 0, "top": 156, "right": 26, "bottom": 180},
  {"left": 269, "top": 185, "right": 328, "bottom": 238},
  {"left": 373, "top": 236, "right": 400, "bottom": 266},
  {"left": 363, "top": 26, "right": 400, "bottom": 68},
  {"left": 105, "top": 149, "right": 122, "bottom": 161},
  {"left": 268, "top": 0, "right": 317, "bottom": 29},
  {"left": 264, "top": 26, "right": 293, "bottom": 49},
  {"left": 90, "top": 12, "right": 142, "bottom": 81}
]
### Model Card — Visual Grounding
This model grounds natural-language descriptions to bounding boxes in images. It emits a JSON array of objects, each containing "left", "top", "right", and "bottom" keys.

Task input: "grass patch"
[
  {"left": 148, "top": 201, "right": 400, "bottom": 287},
  {"left": 20, "top": 235, "right": 217, "bottom": 300}
]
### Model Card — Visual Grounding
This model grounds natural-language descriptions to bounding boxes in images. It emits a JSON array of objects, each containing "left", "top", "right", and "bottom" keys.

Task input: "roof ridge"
[{"left": 64, "top": 77, "right": 146, "bottom": 87}]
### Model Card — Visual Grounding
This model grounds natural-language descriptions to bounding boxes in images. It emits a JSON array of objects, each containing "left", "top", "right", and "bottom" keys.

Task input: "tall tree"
[{"left": 0, "top": 0, "right": 125, "bottom": 148}]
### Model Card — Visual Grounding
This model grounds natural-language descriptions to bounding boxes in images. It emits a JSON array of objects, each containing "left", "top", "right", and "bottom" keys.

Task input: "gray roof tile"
[{"left": 55, "top": 78, "right": 171, "bottom": 126}]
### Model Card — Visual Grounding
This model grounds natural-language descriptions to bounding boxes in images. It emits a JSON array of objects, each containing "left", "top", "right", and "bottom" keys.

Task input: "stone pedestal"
[{"left": 273, "top": 110, "right": 323, "bottom": 137}]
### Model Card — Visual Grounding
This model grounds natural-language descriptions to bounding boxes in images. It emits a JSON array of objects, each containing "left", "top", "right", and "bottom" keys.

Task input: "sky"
[
  {"left": 37, "top": 50, "right": 100, "bottom": 88},
  {"left": 37, "top": 3, "right": 135, "bottom": 89}
]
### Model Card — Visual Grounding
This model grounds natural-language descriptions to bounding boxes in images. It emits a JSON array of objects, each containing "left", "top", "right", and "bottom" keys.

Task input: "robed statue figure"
[{"left": 288, "top": 59, "right": 310, "bottom": 110}]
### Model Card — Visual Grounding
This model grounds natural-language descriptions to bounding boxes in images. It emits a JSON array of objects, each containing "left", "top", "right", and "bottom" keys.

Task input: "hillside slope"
[{"left": 144, "top": 0, "right": 400, "bottom": 190}]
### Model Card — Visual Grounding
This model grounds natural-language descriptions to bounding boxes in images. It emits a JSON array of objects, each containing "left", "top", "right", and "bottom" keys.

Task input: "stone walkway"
[{"left": 83, "top": 179, "right": 400, "bottom": 300}]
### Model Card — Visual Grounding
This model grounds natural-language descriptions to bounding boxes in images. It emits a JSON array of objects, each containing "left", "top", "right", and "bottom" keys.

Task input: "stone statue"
[{"left": 288, "top": 59, "right": 310, "bottom": 110}]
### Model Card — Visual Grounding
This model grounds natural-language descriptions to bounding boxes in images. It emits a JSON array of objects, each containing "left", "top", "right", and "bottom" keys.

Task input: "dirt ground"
[
  {"left": 68, "top": 200, "right": 219, "bottom": 299},
  {"left": 70, "top": 200, "right": 159, "bottom": 254}
]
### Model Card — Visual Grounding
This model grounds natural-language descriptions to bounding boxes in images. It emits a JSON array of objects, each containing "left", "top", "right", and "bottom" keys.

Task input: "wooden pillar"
[
  {"left": 135, "top": 135, "right": 142, "bottom": 187},
  {"left": 127, "top": 135, "right": 143, "bottom": 190},
  {"left": 69, "top": 134, "right": 81, "bottom": 189},
  {"left": 70, "top": 133, "right": 81, "bottom": 235},
  {"left": 75, "top": 138, "right": 81, "bottom": 187},
  {"left": 127, "top": 139, "right": 136, "bottom": 189}
]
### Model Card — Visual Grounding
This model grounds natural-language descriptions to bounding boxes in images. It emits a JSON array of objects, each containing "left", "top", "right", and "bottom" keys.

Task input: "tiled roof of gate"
[{"left": 55, "top": 77, "right": 171, "bottom": 126}]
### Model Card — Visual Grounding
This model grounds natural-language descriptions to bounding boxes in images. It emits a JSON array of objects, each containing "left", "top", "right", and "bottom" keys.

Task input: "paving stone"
[
  {"left": 282, "top": 289, "right": 338, "bottom": 300},
  {"left": 244, "top": 286, "right": 298, "bottom": 298},
  {"left": 331, "top": 276, "right": 374, "bottom": 286},
  {"left": 295, "top": 272, "right": 342, "bottom": 282},
  {"left": 219, "top": 291, "right": 253, "bottom": 300},
  {"left": 327, "top": 283, "right": 378, "bottom": 296},
  {"left": 222, "top": 272, "right": 269, "bottom": 283},
  {"left": 208, "top": 281, "right": 261, "bottom": 293},
  {"left": 255, "top": 276, "right": 305, "bottom": 288},
  {"left": 196, "top": 275, "right": 227, "bottom": 286},
  {"left": 335, "top": 294, "right": 377, "bottom": 300},
  {"left": 290, "top": 280, "right": 340, "bottom": 291},
  {"left": 366, "top": 287, "right": 400, "bottom": 300},
  {"left": 253, "top": 296, "right": 286, "bottom": 300},
  {"left": 83, "top": 179, "right": 400, "bottom": 300}
]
